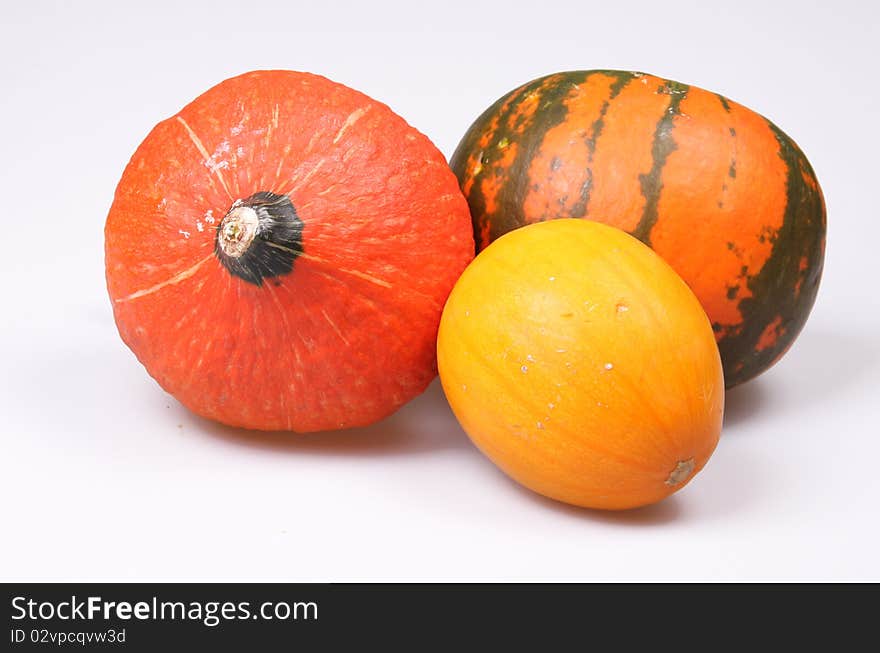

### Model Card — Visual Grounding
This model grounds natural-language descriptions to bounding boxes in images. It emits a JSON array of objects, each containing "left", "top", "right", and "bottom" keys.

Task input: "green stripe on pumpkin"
[
  {"left": 450, "top": 75, "right": 559, "bottom": 249},
  {"left": 717, "top": 119, "right": 825, "bottom": 386},
  {"left": 492, "top": 73, "right": 589, "bottom": 240},
  {"left": 570, "top": 70, "right": 638, "bottom": 219},
  {"left": 633, "top": 80, "right": 690, "bottom": 244}
]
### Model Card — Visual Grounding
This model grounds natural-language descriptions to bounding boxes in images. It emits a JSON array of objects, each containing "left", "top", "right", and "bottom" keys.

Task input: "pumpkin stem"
[
  {"left": 218, "top": 204, "right": 259, "bottom": 258},
  {"left": 214, "top": 191, "right": 304, "bottom": 286},
  {"left": 665, "top": 458, "right": 695, "bottom": 487}
]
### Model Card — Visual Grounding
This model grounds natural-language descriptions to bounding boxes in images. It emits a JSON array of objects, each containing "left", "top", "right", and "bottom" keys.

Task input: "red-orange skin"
[
  {"left": 451, "top": 71, "right": 826, "bottom": 387},
  {"left": 105, "top": 71, "right": 474, "bottom": 432}
]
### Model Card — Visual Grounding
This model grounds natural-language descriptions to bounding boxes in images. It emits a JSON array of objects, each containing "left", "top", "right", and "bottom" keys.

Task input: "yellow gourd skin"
[{"left": 437, "top": 219, "right": 724, "bottom": 510}]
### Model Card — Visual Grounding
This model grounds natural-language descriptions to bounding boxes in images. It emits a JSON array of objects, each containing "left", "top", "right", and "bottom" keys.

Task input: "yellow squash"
[{"left": 438, "top": 219, "right": 724, "bottom": 510}]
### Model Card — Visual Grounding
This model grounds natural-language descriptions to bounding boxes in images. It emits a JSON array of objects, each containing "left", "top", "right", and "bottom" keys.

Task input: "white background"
[{"left": 2, "top": 0, "right": 878, "bottom": 581}]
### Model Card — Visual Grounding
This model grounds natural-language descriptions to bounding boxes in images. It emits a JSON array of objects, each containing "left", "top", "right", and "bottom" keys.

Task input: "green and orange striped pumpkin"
[{"left": 450, "top": 70, "right": 825, "bottom": 388}]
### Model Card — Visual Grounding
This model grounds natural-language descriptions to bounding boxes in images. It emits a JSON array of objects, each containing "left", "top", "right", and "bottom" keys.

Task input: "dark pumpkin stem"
[{"left": 214, "top": 191, "right": 303, "bottom": 286}]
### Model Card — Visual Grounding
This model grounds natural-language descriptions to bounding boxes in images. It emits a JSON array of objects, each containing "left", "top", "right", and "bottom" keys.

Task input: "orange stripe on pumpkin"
[
  {"left": 586, "top": 74, "right": 670, "bottom": 233},
  {"left": 650, "top": 91, "right": 787, "bottom": 331},
  {"left": 521, "top": 74, "right": 615, "bottom": 221}
]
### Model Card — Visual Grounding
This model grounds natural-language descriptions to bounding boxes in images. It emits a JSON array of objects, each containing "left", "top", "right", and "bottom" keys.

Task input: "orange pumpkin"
[
  {"left": 450, "top": 70, "right": 826, "bottom": 388},
  {"left": 437, "top": 219, "right": 724, "bottom": 510},
  {"left": 105, "top": 71, "right": 474, "bottom": 431}
]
